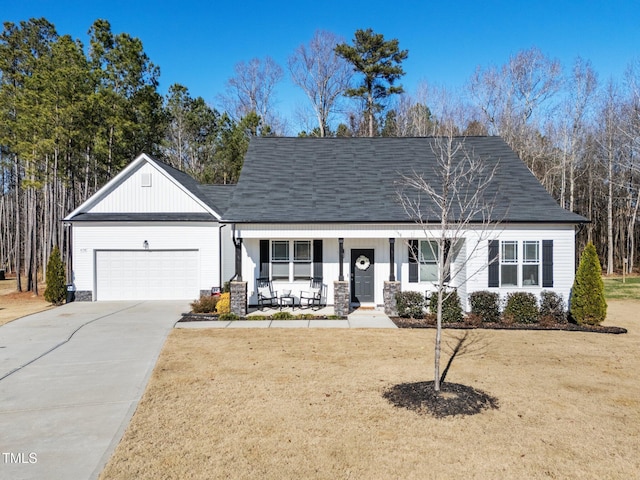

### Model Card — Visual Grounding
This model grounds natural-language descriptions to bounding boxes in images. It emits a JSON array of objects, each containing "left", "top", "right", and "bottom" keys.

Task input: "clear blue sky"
[{"left": 3, "top": 0, "right": 639, "bottom": 133}]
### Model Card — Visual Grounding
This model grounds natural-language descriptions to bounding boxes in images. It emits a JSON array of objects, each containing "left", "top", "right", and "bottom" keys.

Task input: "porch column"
[
  {"left": 338, "top": 238, "right": 344, "bottom": 281},
  {"left": 234, "top": 237, "right": 242, "bottom": 281},
  {"left": 230, "top": 281, "right": 247, "bottom": 317},
  {"left": 389, "top": 237, "right": 396, "bottom": 281}
]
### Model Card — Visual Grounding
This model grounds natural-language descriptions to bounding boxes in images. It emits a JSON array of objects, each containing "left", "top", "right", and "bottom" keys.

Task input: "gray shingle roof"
[
  {"left": 223, "top": 136, "right": 588, "bottom": 224},
  {"left": 197, "top": 184, "right": 236, "bottom": 215}
]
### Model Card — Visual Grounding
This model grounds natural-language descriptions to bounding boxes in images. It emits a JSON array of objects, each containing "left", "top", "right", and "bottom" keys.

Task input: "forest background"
[{"left": 1, "top": 17, "right": 638, "bottom": 293}]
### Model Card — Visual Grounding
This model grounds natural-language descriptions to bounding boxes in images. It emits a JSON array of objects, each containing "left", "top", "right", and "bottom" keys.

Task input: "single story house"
[{"left": 65, "top": 137, "right": 587, "bottom": 312}]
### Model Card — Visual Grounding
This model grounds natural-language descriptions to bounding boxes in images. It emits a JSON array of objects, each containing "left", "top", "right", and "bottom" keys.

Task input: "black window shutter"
[
  {"left": 488, "top": 240, "right": 499, "bottom": 287},
  {"left": 313, "top": 240, "right": 323, "bottom": 279},
  {"left": 542, "top": 240, "right": 553, "bottom": 287},
  {"left": 443, "top": 239, "right": 451, "bottom": 284},
  {"left": 408, "top": 240, "right": 419, "bottom": 283},
  {"left": 259, "top": 240, "right": 269, "bottom": 278}
]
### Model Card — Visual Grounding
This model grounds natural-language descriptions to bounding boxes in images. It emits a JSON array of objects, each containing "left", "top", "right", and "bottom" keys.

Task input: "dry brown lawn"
[
  {"left": 99, "top": 300, "right": 640, "bottom": 480},
  {"left": 0, "top": 277, "right": 52, "bottom": 326}
]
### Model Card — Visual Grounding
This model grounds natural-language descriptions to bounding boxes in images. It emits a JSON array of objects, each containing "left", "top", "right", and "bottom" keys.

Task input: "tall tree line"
[{"left": 1, "top": 19, "right": 638, "bottom": 293}]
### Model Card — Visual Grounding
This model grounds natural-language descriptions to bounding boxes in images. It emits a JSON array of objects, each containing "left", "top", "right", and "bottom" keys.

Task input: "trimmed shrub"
[
  {"left": 429, "top": 290, "right": 464, "bottom": 323},
  {"left": 190, "top": 295, "right": 219, "bottom": 313},
  {"left": 44, "top": 246, "right": 66, "bottom": 305},
  {"left": 503, "top": 292, "right": 539, "bottom": 324},
  {"left": 395, "top": 291, "right": 426, "bottom": 318},
  {"left": 272, "top": 311, "right": 294, "bottom": 320},
  {"left": 215, "top": 292, "right": 231, "bottom": 314},
  {"left": 469, "top": 291, "right": 501, "bottom": 323},
  {"left": 570, "top": 242, "right": 607, "bottom": 325},
  {"left": 539, "top": 290, "right": 566, "bottom": 324},
  {"left": 219, "top": 312, "right": 239, "bottom": 321}
]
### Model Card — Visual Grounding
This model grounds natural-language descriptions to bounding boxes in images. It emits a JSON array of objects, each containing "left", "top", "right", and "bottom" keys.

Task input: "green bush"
[
  {"left": 190, "top": 295, "right": 219, "bottom": 313},
  {"left": 395, "top": 291, "right": 426, "bottom": 318},
  {"left": 272, "top": 311, "right": 294, "bottom": 320},
  {"left": 469, "top": 291, "right": 501, "bottom": 323},
  {"left": 539, "top": 290, "right": 566, "bottom": 324},
  {"left": 503, "top": 292, "right": 539, "bottom": 324},
  {"left": 294, "top": 313, "right": 315, "bottom": 320},
  {"left": 429, "top": 290, "right": 464, "bottom": 323},
  {"left": 570, "top": 242, "right": 607, "bottom": 325},
  {"left": 219, "top": 312, "right": 239, "bottom": 321},
  {"left": 44, "top": 246, "right": 66, "bottom": 305}
]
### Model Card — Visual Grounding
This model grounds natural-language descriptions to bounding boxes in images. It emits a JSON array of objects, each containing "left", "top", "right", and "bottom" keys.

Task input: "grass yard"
[
  {"left": 603, "top": 274, "right": 640, "bottom": 299},
  {"left": 100, "top": 300, "right": 640, "bottom": 480},
  {"left": 0, "top": 277, "right": 52, "bottom": 326}
]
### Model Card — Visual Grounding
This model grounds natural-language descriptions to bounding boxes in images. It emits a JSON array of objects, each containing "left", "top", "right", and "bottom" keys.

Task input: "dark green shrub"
[
  {"left": 570, "top": 242, "right": 607, "bottom": 325},
  {"left": 190, "top": 295, "right": 219, "bottom": 313},
  {"left": 539, "top": 290, "right": 566, "bottom": 324},
  {"left": 469, "top": 291, "right": 501, "bottom": 323},
  {"left": 429, "top": 290, "right": 463, "bottom": 323},
  {"left": 395, "top": 291, "right": 426, "bottom": 318},
  {"left": 44, "top": 246, "right": 66, "bottom": 305},
  {"left": 294, "top": 313, "right": 315, "bottom": 320},
  {"left": 272, "top": 311, "right": 294, "bottom": 320},
  {"left": 219, "top": 312, "right": 239, "bottom": 321},
  {"left": 503, "top": 292, "right": 539, "bottom": 324}
]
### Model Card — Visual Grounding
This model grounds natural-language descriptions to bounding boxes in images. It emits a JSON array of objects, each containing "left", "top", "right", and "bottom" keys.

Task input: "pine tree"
[
  {"left": 570, "top": 242, "right": 607, "bottom": 325},
  {"left": 44, "top": 246, "right": 66, "bottom": 305}
]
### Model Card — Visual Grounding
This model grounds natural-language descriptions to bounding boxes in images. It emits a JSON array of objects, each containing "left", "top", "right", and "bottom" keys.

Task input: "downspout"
[
  {"left": 219, "top": 223, "right": 227, "bottom": 289},
  {"left": 64, "top": 222, "right": 72, "bottom": 284}
]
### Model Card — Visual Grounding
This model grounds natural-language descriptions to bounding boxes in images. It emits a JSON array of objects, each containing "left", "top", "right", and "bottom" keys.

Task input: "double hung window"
[
  {"left": 419, "top": 240, "right": 438, "bottom": 282},
  {"left": 499, "top": 240, "right": 540, "bottom": 287},
  {"left": 271, "top": 240, "right": 312, "bottom": 281}
]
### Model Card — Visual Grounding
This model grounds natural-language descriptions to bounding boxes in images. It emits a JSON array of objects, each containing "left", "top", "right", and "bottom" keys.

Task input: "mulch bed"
[
  {"left": 383, "top": 381, "right": 499, "bottom": 418},
  {"left": 391, "top": 317, "right": 627, "bottom": 334}
]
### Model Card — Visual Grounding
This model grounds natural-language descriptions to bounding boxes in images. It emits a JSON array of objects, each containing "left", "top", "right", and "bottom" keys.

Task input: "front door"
[{"left": 351, "top": 249, "right": 375, "bottom": 304}]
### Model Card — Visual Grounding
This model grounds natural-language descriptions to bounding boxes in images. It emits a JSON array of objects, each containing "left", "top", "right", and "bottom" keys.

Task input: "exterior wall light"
[{"left": 143, "top": 240, "right": 149, "bottom": 250}]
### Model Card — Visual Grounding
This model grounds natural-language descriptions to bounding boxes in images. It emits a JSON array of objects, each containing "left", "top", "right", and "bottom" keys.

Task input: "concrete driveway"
[{"left": 0, "top": 300, "right": 188, "bottom": 480}]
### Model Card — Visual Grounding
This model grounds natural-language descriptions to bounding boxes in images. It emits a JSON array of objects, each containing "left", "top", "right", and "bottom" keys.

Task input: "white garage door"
[{"left": 96, "top": 250, "right": 199, "bottom": 300}]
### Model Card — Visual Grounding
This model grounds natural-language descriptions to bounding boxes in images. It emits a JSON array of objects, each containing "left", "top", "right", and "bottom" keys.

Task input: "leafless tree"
[
  {"left": 397, "top": 131, "right": 501, "bottom": 391},
  {"left": 222, "top": 56, "right": 284, "bottom": 132},
  {"left": 288, "top": 30, "right": 352, "bottom": 137}
]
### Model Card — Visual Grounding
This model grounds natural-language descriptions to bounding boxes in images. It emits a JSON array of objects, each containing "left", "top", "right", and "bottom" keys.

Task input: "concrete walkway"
[
  {"left": 0, "top": 300, "right": 188, "bottom": 480},
  {"left": 176, "top": 307, "right": 398, "bottom": 329}
]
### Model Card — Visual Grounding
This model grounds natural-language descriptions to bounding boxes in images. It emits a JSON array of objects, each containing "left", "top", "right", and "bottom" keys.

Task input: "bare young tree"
[
  {"left": 397, "top": 132, "right": 500, "bottom": 391},
  {"left": 222, "top": 56, "right": 283, "bottom": 133},
  {"left": 288, "top": 30, "right": 352, "bottom": 137}
]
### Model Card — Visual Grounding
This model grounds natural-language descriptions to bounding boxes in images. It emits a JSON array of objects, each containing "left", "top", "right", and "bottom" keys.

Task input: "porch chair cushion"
[
  {"left": 256, "top": 277, "right": 278, "bottom": 309},
  {"left": 300, "top": 278, "right": 324, "bottom": 309}
]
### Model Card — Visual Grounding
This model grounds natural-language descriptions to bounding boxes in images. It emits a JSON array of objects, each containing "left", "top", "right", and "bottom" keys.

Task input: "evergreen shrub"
[
  {"left": 469, "top": 291, "right": 501, "bottom": 323},
  {"left": 395, "top": 291, "right": 426, "bottom": 318},
  {"left": 503, "top": 292, "right": 539, "bottom": 324},
  {"left": 539, "top": 290, "right": 566, "bottom": 324},
  {"left": 429, "top": 290, "right": 464, "bottom": 323},
  {"left": 44, "top": 246, "right": 66, "bottom": 305},
  {"left": 570, "top": 243, "right": 607, "bottom": 325}
]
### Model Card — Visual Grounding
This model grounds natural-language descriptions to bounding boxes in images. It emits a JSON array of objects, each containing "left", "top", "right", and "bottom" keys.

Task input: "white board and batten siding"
[
  {"left": 89, "top": 162, "right": 209, "bottom": 214},
  {"left": 239, "top": 223, "right": 577, "bottom": 309},
  {"left": 72, "top": 223, "right": 218, "bottom": 301}
]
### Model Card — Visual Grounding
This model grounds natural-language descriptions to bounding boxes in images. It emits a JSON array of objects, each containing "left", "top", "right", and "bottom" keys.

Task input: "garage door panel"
[{"left": 96, "top": 250, "right": 199, "bottom": 300}]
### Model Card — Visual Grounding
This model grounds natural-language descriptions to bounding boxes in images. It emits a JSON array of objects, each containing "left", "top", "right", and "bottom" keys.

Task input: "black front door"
[{"left": 351, "top": 249, "right": 375, "bottom": 304}]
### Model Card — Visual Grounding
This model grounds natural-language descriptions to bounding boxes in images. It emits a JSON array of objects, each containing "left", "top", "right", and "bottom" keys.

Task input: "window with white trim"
[
  {"left": 271, "top": 241, "right": 289, "bottom": 280},
  {"left": 419, "top": 240, "right": 438, "bottom": 282},
  {"left": 522, "top": 241, "right": 540, "bottom": 286},
  {"left": 271, "top": 240, "right": 312, "bottom": 281},
  {"left": 500, "top": 240, "right": 540, "bottom": 287}
]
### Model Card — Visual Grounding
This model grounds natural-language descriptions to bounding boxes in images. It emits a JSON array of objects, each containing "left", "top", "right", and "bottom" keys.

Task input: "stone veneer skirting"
[
  {"left": 74, "top": 290, "right": 93, "bottom": 302},
  {"left": 383, "top": 281, "right": 401, "bottom": 316},
  {"left": 333, "top": 281, "right": 350, "bottom": 317},
  {"left": 230, "top": 281, "right": 247, "bottom": 316}
]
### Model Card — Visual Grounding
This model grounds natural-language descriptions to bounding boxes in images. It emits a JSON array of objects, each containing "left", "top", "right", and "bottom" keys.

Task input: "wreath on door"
[{"left": 355, "top": 255, "right": 371, "bottom": 271}]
